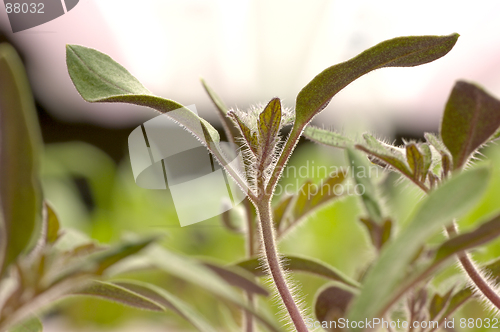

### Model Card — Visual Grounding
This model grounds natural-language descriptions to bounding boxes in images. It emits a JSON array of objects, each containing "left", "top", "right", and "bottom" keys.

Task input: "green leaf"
[
  {"left": 236, "top": 255, "right": 360, "bottom": 289},
  {"left": 302, "top": 126, "right": 353, "bottom": 149},
  {"left": 50, "top": 236, "right": 157, "bottom": 284},
  {"left": 277, "top": 173, "right": 345, "bottom": 238},
  {"left": 314, "top": 284, "right": 357, "bottom": 331},
  {"left": 66, "top": 44, "right": 250, "bottom": 196},
  {"left": 202, "top": 262, "right": 269, "bottom": 296},
  {"left": 359, "top": 218, "right": 393, "bottom": 251},
  {"left": 295, "top": 34, "right": 459, "bottom": 127},
  {"left": 441, "top": 81, "right": 500, "bottom": 170},
  {"left": 439, "top": 287, "right": 474, "bottom": 321},
  {"left": 273, "top": 195, "right": 293, "bottom": 231},
  {"left": 7, "top": 316, "right": 43, "bottom": 332},
  {"left": 0, "top": 43, "right": 43, "bottom": 273},
  {"left": 200, "top": 78, "right": 240, "bottom": 144},
  {"left": 147, "top": 246, "right": 281, "bottom": 332},
  {"left": 429, "top": 289, "right": 453, "bottom": 320},
  {"left": 347, "top": 148, "right": 384, "bottom": 224},
  {"left": 348, "top": 166, "right": 490, "bottom": 327},
  {"left": 76, "top": 280, "right": 217, "bottom": 332},
  {"left": 433, "top": 213, "right": 500, "bottom": 263},
  {"left": 43, "top": 203, "right": 60, "bottom": 244}
]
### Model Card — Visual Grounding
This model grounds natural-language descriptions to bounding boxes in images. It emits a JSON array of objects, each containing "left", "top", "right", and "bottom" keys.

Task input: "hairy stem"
[
  {"left": 256, "top": 198, "right": 308, "bottom": 332},
  {"left": 244, "top": 198, "right": 255, "bottom": 332},
  {"left": 446, "top": 224, "right": 500, "bottom": 308},
  {"left": 267, "top": 125, "right": 304, "bottom": 195}
]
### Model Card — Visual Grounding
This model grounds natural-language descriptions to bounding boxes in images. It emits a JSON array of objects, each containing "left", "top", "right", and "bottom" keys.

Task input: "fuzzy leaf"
[
  {"left": 433, "top": 213, "right": 500, "bottom": 263},
  {"left": 66, "top": 44, "right": 250, "bottom": 195},
  {"left": 147, "top": 246, "right": 281, "bottom": 332},
  {"left": 76, "top": 280, "right": 217, "bottom": 332},
  {"left": 228, "top": 111, "right": 259, "bottom": 155},
  {"left": 315, "top": 285, "right": 356, "bottom": 331},
  {"left": 258, "top": 98, "right": 282, "bottom": 169},
  {"left": 0, "top": 43, "right": 42, "bottom": 273},
  {"left": 295, "top": 34, "right": 459, "bottom": 127},
  {"left": 7, "top": 316, "right": 43, "bottom": 332},
  {"left": 348, "top": 166, "right": 490, "bottom": 327},
  {"left": 302, "top": 126, "right": 353, "bottom": 149},
  {"left": 200, "top": 78, "right": 240, "bottom": 144},
  {"left": 419, "top": 143, "right": 433, "bottom": 182},
  {"left": 406, "top": 143, "right": 424, "bottom": 180},
  {"left": 347, "top": 148, "right": 384, "bottom": 224},
  {"left": 441, "top": 81, "right": 500, "bottom": 170},
  {"left": 258, "top": 98, "right": 282, "bottom": 145},
  {"left": 236, "top": 255, "right": 360, "bottom": 289}
]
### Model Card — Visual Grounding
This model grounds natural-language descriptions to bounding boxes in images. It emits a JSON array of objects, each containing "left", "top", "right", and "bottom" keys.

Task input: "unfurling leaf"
[
  {"left": 302, "top": 126, "right": 353, "bottom": 149},
  {"left": 236, "top": 255, "right": 360, "bottom": 289},
  {"left": 349, "top": 166, "right": 490, "bottom": 328},
  {"left": 257, "top": 98, "right": 282, "bottom": 169},
  {"left": 295, "top": 34, "right": 459, "bottom": 127},
  {"left": 441, "top": 81, "right": 500, "bottom": 170},
  {"left": 406, "top": 143, "right": 424, "bottom": 180},
  {"left": 0, "top": 43, "right": 43, "bottom": 273},
  {"left": 356, "top": 134, "right": 413, "bottom": 180},
  {"left": 76, "top": 280, "right": 217, "bottom": 332},
  {"left": 315, "top": 284, "right": 357, "bottom": 332}
]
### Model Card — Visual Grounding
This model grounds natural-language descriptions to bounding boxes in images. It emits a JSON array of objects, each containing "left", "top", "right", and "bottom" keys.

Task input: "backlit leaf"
[
  {"left": 295, "top": 34, "right": 459, "bottom": 127},
  {"left": 441, "top": 81, "right": 500, "bottom": 170}
]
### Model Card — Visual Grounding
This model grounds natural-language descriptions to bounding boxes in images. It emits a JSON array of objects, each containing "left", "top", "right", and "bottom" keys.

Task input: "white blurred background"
[{"left": 1, "top": 0, "right": 500, "bottom": 136}]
